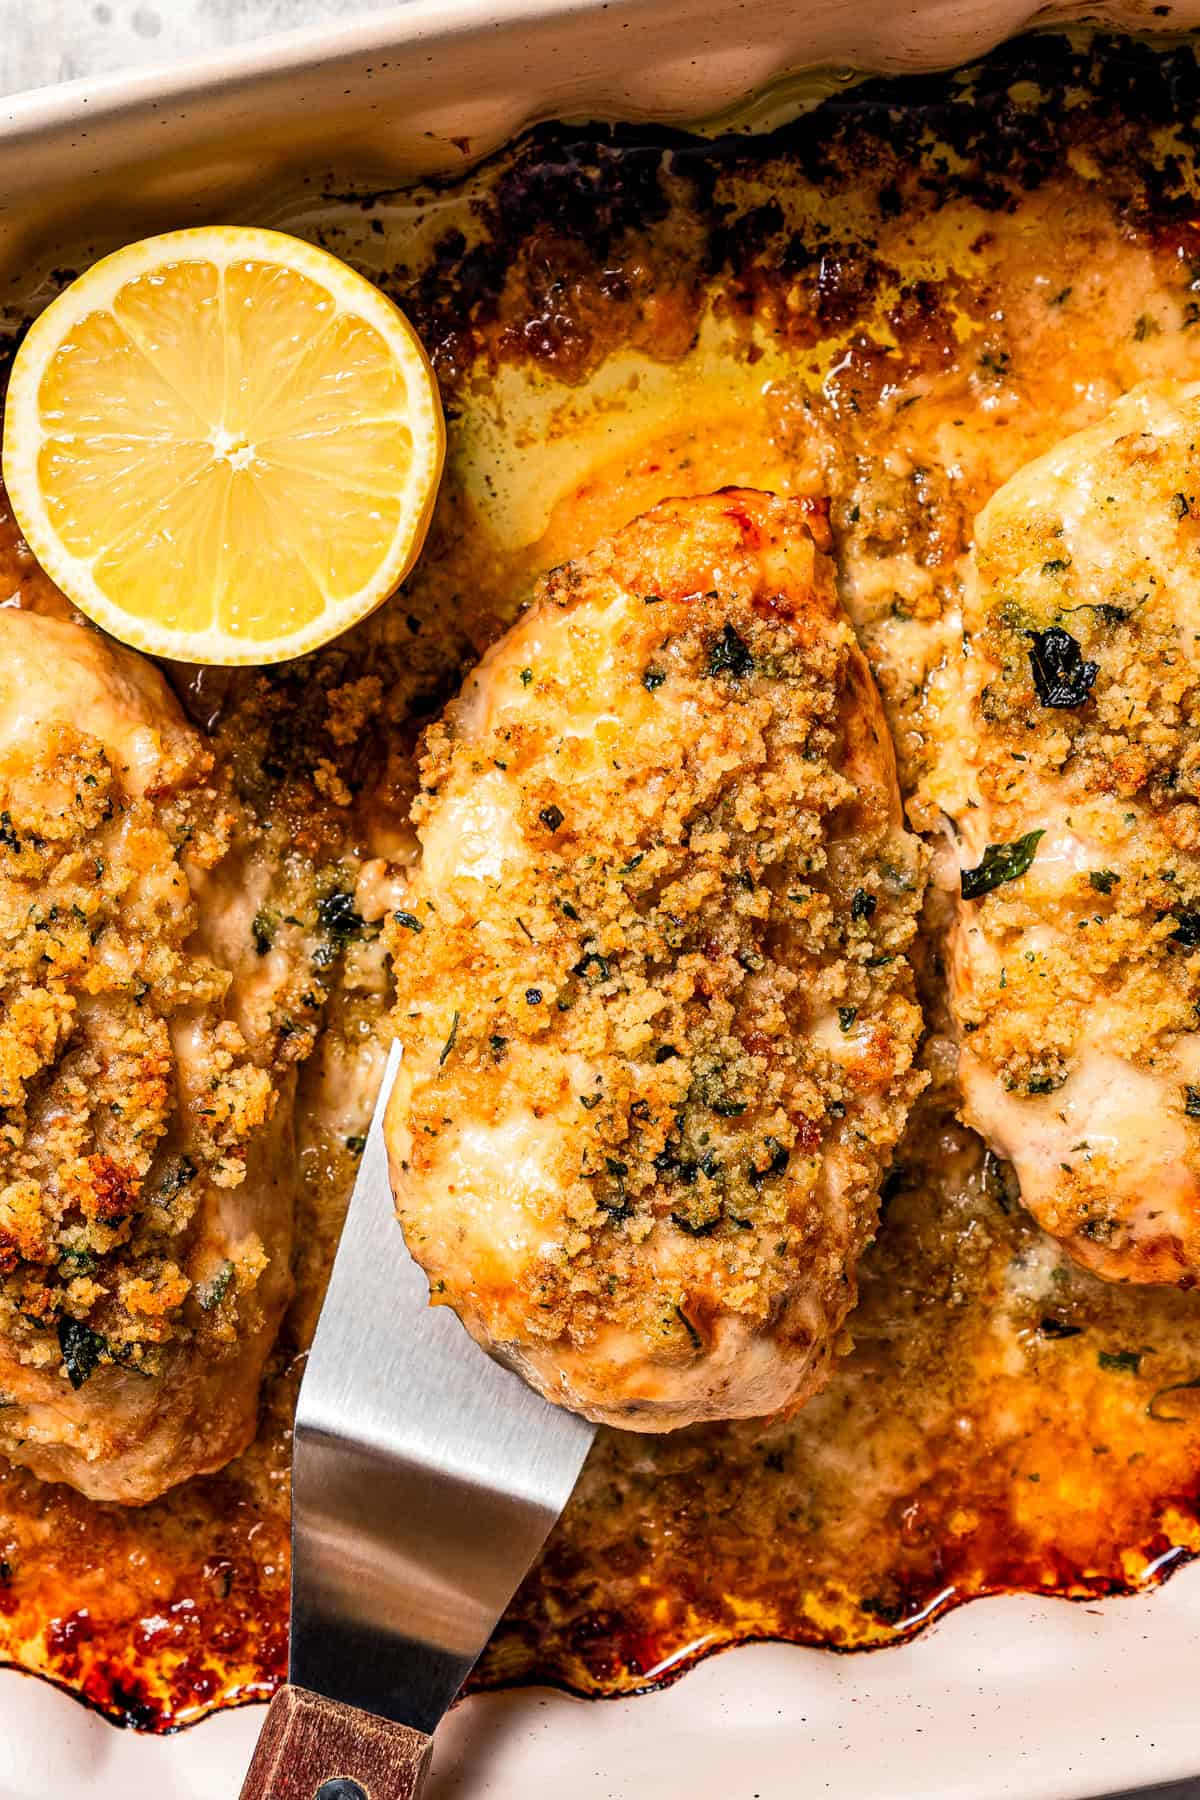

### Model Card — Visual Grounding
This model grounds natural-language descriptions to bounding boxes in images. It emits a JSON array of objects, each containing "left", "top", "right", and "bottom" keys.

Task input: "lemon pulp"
[{"left": 2, "top": 227, "right": 444, "bottom": 665}]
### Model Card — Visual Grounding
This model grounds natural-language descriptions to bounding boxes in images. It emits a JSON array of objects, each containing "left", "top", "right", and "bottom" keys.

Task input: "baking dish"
[{"left": 2, "top": 4, "right": 1200, "bottom": 1796}]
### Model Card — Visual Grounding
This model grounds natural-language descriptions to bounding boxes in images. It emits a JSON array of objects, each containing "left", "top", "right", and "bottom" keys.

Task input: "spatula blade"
[{"left": 289, "top": 1041, "right": 595, "bottom": 1734}]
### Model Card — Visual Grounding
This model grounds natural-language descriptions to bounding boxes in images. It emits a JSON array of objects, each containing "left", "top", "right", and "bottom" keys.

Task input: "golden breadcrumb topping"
[
  {"left": 388, "top": 491, "right": 927, "bottom": 1415},
  {"left": 942, "top": 383, "right": 1200, "bottom": 1276},
  {"left": 960, "top": 410, "right": 1200, "bottom": 1064},
  {"left": 0, "top": 723, "right": 276, "bottom": 1382}
]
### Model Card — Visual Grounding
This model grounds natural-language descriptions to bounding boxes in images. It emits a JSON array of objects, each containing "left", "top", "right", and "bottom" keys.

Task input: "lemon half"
[{"left": 2, "top": 227, "right": 445, "bottom": 665}]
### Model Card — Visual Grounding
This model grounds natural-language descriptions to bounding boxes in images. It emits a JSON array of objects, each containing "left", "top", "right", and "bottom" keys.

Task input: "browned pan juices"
[{"left": 2, "top": 28, "right": 1200, "bottom": 1728}]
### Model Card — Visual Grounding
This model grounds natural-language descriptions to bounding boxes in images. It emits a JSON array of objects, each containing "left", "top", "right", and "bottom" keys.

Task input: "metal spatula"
[{"left": 239, "top": 1042, "right": 596, "bottom": 1800}]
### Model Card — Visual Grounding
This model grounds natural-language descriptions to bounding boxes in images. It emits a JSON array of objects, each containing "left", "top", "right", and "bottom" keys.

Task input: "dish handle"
[{"left": 239, "top": 1683, "right": 434, "bottom": 1800}]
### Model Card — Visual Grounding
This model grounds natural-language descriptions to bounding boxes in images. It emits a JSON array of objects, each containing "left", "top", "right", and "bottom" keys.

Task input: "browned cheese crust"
[{"left": 386, "top": 490, "right": 927, "bottom": 1428}]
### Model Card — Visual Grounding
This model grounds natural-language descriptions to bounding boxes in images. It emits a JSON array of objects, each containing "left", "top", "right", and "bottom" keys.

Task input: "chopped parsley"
[
  {"left": 706, "top": 622, "right": 754, "bottom": 678},
  {"left": 58, "top": 1248, "right": 97, "bottom": 1278},
  {"left": 1098, "top": 1349, "right": 1143, "bottom": 1375},
  {"left": 961, "top": 829, "right": 1045, "bottom": 901},
  {"left": 850, "top": 888, "right": 876, "bottom": 922},
  {"left": 156, "top": 1156, "right": 197, "bottom": 1205},
  {"left": 1088, "top": 870, "right": 1119, "bottom": 895},
  {"left": 393, "top": 910, "right": 424, "bottom": 933},
  {"left": 315, "top": 889, "right": 371, "bottom": 965},
  {"left": 197, "top": 1262, "right": 234, "bottom": 1311}
]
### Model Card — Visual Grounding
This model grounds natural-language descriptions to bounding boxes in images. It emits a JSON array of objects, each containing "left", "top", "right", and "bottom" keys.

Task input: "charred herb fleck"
[
  {"left": 316, "top": 889, "right": 372, "bottom": 965},
  {"left": 58, "top": 1317, "right": 106, "bottom": 1389},
  {"left": 1027, "top": 627, "right": 1099, "bottom": 708},
  {"left": 156, "top": 1156, "right": 197, "bottom": 1205},
  {"left": 706, "top": 623, "right": 754, "bottom": 679},
  {"left": 197, "top": 1262, "right": 234, "bottom": 1312},
  {"left": 1171, "top": 910, "right": 1200, "bottom": 948}
]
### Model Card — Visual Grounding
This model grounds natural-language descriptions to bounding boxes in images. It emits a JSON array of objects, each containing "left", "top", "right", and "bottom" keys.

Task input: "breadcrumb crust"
[
  {"left": 0, "top": 718, "right": 279, "bottom": 1380},
  {"left": 388, "top": 491, "right": 928, "bottom": 1425}
]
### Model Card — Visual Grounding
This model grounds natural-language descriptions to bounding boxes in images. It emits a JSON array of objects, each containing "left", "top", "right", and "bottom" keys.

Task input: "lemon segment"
[{"left": 2, "top": 227, "right": 445, "bottom": 665}]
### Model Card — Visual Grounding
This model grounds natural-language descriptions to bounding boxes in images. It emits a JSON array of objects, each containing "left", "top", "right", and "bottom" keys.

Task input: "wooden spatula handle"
[{"left": 239, "top": 1683, "right": 434, "bottom": 1800}]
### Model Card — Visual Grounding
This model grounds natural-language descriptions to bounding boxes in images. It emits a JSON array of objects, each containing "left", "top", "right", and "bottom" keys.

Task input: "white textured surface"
[{"left": 0, "top": 0, "right": 395, "bottom": 97}]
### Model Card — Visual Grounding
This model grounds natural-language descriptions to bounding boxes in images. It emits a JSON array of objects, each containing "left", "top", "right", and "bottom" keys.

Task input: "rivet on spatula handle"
[{"left": 239, "top": 1684, "right": 434, "bottom": 1800}]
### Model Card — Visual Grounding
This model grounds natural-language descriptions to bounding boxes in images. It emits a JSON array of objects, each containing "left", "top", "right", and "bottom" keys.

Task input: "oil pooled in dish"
[{"left": 1, "top": 28, "right": 1200, "bottom": 1728}]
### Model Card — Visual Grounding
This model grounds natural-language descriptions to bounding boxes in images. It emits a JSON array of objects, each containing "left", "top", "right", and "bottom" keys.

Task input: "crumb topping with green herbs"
[
  {"left": 387, "top": 490, "right": 927, "bottom": 1428},
  {"left": 941, "top": 381, "right": 1200, "bottom": 1281},
  {"left": 0, "top": 611, "right": 335, "bottom": 1498},
  {"left": 0, "top": 712, "right": 273, "bottom": 1375}
]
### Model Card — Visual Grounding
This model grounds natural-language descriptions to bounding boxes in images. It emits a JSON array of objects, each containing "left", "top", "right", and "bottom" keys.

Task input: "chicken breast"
[
  {"left": 941, "top": 380, "right": 1200, "bottom": 1284},
  {"left": 385, "top": 490, "right": 927, "bottom": 1429},
  {"left": 0, "top": 609, "right": 297, "bottom": 1501}
]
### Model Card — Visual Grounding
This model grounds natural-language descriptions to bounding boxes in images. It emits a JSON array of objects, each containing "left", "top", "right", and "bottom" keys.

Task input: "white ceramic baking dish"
[{"left": 2, "top": 4, "right": 1200, "bottom": 1796}]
